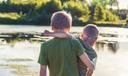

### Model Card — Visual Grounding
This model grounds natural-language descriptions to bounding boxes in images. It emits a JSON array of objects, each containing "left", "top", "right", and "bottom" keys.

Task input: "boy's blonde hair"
[{"left": 51, "top": 11, "right": 72, "bottom": 30}]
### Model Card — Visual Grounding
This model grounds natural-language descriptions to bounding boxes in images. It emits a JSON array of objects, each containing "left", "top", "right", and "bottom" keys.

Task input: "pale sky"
[
  {"left": 118, "top": 0, "right": 128, "bottom": 9},
  {"left": 86, "top": 0, "right": 128, "bottom": 9}
]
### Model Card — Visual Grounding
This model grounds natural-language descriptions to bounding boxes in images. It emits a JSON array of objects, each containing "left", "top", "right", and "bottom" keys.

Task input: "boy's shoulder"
[
  {"left": 68, "top": 35, "right": 80, "bottom": 42},
  {"left": 41, "top": 37, "right": 81, "bottom": 45},
  {"left": 70, "top": 37, "right": 81, "bottom": 45},
  {"left": 40, "top": 38, "right": 54, "bottom": 45}
]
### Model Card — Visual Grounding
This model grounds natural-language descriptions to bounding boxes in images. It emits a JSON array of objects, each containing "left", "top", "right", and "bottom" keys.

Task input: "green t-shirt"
[{"left": 38, "top": 37, "right": 85, "bottom": 76}]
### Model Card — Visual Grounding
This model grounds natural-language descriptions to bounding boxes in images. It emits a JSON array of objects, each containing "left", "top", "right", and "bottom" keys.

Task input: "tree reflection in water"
[
  {"left": 1, "top": 37, "right": 120, "bottom": 54},
  {"left": 96, "top": 40, "right": 119, "bottom": 53}
]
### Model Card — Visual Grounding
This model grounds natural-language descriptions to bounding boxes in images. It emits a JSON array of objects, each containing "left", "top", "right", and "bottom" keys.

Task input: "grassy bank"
[{"left": 94, "top": 20, "right": 126, "bottom": 27}]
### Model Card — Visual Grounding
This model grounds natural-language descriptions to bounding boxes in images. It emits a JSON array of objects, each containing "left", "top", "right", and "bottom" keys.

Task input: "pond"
[{"left": 0, "top": 25, "right": 128, "bottom": 76}]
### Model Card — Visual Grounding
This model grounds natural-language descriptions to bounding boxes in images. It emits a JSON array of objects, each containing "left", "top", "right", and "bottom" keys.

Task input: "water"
[
  {"left": 0, "top": 25, "right": 128, "bottom": 76},
  {"left": 0, "top": 40, "right": 40, "bottom": 76}
]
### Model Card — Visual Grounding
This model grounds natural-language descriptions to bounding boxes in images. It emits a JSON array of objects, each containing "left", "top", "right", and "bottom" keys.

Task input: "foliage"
[
  {"left": 33, "top": 0, "right": 63, "bottom": 25},
  {"left": 63, "top": 1, "right": 90, "bottom": 25},
  {"left": 93, "top": 4, "right": 106, "bottom": 21},
  {"left": 105, "top": 10, "right": 119, "bottom": 21},
  {"left": 93, "top": 3, "right": 119, "bottom": 22},
  {"left": 0, "top": 2, "right": 36, "bottom": 13},
  {"left": 126, "top": 14, "right": 128, "bottom": 19},
  {"left": 41, "top": 0, "right": 62, "bottom": 15},
  {"left": 0, "top": 12, "right": 21, "bottom": 20},
  {"left": 0, "top": 0, "right": 126, "bottom": 26}
]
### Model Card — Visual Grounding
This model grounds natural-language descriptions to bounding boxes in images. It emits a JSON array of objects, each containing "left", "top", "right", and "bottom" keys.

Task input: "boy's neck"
[{"left": 53, "top": 29, "right": 69, "bottom": 33}]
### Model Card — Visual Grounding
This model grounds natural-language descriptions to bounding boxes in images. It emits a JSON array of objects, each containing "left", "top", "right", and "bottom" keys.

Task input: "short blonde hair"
[{"left": 51, "top": 11, "right": 72, "bottom": 29}]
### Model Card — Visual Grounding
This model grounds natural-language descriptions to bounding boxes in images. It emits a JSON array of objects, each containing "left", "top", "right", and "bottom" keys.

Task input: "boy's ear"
[
  {"left": 64, "top": 28, "right": 70, "bottom": 32},
  {"left": 92, "top": 38, "right": 97, "bottom": 45}
]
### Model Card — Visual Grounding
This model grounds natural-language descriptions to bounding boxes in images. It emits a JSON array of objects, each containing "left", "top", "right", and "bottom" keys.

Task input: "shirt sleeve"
[
  {"left": 74, "top": 39, "right": 85, "bottom": 56},
  {"left": 38, "top": 43, "right": 48, "bottom": 65}
]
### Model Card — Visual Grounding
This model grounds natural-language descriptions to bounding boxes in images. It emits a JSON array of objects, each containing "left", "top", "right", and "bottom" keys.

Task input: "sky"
[
  {"left": 118, "top": 0, "right": 128, "bottom": 9},
  {"left": 86, "top": 0, "right": 128, "bottom": 9},
  {"left": 0, "top": 0, "right": 128, "bottom": 9}
]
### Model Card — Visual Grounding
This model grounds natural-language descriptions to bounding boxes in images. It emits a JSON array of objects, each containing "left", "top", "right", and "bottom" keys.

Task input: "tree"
[
  {"left": 108, "top": 0, "right": 119, "bottom": 10},
  {"left": 63, "top": 1, "right": 90, "bottom": 23},
  {"left": 105, "top": 10, "right": 119, "bottom": 21},
  {"left": 42, "top": 0, "right": 62, "bottom": 15},
  {"left": 93, "top": 4, "right": 106, "bottom": 21}
]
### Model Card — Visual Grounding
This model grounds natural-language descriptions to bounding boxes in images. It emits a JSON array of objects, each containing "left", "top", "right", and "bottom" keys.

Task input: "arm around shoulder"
[{"left": 79, "top": 52, "right": 94, "bottom": 76}]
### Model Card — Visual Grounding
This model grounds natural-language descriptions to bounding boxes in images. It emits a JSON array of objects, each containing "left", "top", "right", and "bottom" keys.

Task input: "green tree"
[
  {"left": 63, "top": 1, "right": 90, "bottom": 24},
  {"left": 91, "top": 0, "right": 119, "bottom": 9},
  {"left": 105, "top": 10, "right": 119, "bottom": 21},
  {"left": 32, "top": 0, "right": 62, "bottom": 25},
  {"left": 93, "top": 4, "right": 106, "bottom": 21},
  {"left": 43, "top": 0, "right": 62, "bottom": 15},
  {"left": 126, "top": 14, "right": 128, "bottom": 19}
]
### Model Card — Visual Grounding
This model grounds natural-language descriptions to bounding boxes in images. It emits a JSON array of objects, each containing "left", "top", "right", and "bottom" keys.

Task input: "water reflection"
[
  {"left": 96, "top": 40, "right": 119, "bottom": 53},
  {"left": 0, "top": 37, "right": 50, "bottom": 48},
  {"left": 0, "top": 26, "right": 128, "bottom": 76},
  {"left": 0, "top": 37, "right": 40, "bottom": 76},
  {"left": 107, "top": 42, "right": 119, "bottom": 53},
  {"left": 0, "top": 36, "right": 120, "bottom": 53}
]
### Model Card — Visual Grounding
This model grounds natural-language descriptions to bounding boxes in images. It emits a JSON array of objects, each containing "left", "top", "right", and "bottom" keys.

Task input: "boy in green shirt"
[
  {"left": 43, "top": 24, "right": 99, "bottom": 76},
  {"left": 38, "top": 11, "right": 94, "bottom": 76}
]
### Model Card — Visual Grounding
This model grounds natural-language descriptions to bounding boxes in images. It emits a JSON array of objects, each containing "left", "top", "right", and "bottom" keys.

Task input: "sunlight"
[{"left": 118, "top": 0, "right": 128, "bottom": 9}]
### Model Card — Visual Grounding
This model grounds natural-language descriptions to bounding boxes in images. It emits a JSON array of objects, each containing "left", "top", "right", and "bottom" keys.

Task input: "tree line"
[{"left": 0, "top": 0, "right": 127, "bottom": 26}]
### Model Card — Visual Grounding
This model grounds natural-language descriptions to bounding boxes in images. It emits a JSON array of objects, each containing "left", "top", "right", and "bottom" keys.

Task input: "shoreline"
[{"left": 0, "top": 23, "right": 127, "bottom": 28}]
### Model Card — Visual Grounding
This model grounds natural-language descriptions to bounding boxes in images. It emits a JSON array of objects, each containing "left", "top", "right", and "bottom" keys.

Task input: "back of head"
[
  {"left": 83, "top": 24, "right": 99, "bottom": 40},
  {"left": 51, "top": 11, "right": 72, "bottom": 30}
]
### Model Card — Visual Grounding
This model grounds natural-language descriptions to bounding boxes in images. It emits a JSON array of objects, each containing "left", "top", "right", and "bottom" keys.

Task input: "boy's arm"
[
  {"left": 86, "top": 69, "right": 93, "bottom": 76},
  {"left": 92, "top": 57, "right": 97, "bottom": 69},
  {"left": 79, "top": 53, "right": 94, "bottom": 76},
  {"left": 86, "top": 57, "right": 97, "bottom": 76},
  {"left": 40, "top": 65, "right": 47, "bottom": 76},
  {"left": 43, "top": 30, "right": 71, "bottom": 38}
]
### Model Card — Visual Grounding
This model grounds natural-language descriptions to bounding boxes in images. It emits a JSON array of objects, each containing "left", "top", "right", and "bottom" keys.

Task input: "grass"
[
  {"left": 0, "top": 12, "right": 22, "bottom": 20},
  {"left": 94, "top": 20, "right": 126, "bottom": 25},
  {"left": 11, "top": 0, "right": 35, "bottom": 4},
  {"left": 5, "top": 58, "right": 33, "bottom": 62},
  {"left": 11, "top": 0, "right": 50, "bottom": 9}
]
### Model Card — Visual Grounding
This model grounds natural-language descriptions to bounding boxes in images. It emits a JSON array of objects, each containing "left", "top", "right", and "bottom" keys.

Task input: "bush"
[
  {"left": 93, "top": 3, "right": 119, "bottom": 22},
  {"left": 32, "top": 0, "right": 63, "bottom": 25},
  {"left": 105, "top": 10, "right": 119, "bottom": 21},
  {"left": 0, "top": 2, "right": 36, "bottom": 14},
  {"left": 42, "top": 0, "right": 62, "bottom": 15}
]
